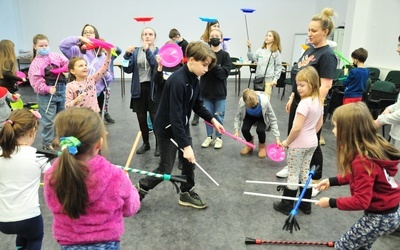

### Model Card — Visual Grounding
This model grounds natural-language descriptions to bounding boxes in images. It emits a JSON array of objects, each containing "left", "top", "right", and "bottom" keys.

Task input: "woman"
[{"left": 275, "top": 8, "right": 338, "bottom": 198}]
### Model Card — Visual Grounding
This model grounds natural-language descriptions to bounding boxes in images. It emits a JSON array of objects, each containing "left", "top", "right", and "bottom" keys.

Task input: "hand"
[
  {"left": 211, "top": 118, "right": 224, "bottom": 134},
  {"left": 183, "top": 145, "right": 195, "bottom": 163},
  {"left": 316, "top": 178, "right": 330, "bottom": 191},
  {"left": 79, "top": 36, "right": 92, "bottom": 47},
  {"left": 156, "top": 55, "right": 163, "bottom": 70},
  {"left": 234, "top": 131, "right": 239, "bottom": 137},
  {"left": 315, "top": 197, "right": 330, "bottom": 208},
  {"left": 22, "top": 78, "right": 27, "bottom": 82},
  {"left": 271, "top": 82, "right": 277, "bottom": 86},
  {"left": 125, "top": 46, "right": 135, "bottom": 54},
  {"left": 285, "top": 98, "right": 293, "bottom": 113},
  {"left": 281, "top": 140, "right": 288, "bottom": 148},
  {"left": 374, "top": 119, "right": 382, "bottom": 128},
  {"left": 246, "top": 40, "right": 251, "bottom": 48},
  {"left": 49, "top": 86, "right": 56, "bottom": 95},
  {"left": 382, "top": 107, "right": 391, "bottom": 114},
  {"left": 275, "top": 139, "right": 283, "bottom": 148},
  {"left": 142, "top": 42, "right": 149, "bottom": 51},
  {"left": 74, "top": 94, "right": 84, "bottom": 104}
]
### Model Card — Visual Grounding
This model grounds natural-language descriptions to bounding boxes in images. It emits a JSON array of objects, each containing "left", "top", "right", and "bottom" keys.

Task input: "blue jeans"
[
  {"left": 37, "top": 84, "right": 65, "bottom": 146},
  {"left": 203, "top": 98, "right": 225, "bottom": 138},
  {"left": 139, "top": 130, "right": 195, "bottom": 192},
  {"left": 61, "top": 241, "right": 120, "bottom": 250},
  {"left": 0, "top": 215, "right": 44, "bottom": 250}
]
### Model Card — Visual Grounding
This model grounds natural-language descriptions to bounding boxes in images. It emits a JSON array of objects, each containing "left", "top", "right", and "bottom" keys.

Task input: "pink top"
[
  {"left": 28, "top": 52, "right": 69, "bottom": 95},
  {"left": 65, "top": 57, "right": 111, "bottom": 112},
  {"left": 289, "top": 96, "right": 323, "bottom": 148},
  {"left": 44, "top": 154, "right": 140, "bottom": 245}
]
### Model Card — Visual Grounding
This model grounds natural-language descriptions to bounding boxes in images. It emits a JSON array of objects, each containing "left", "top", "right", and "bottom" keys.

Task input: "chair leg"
[
  {"left": 248, "top": 73, "right": 252, "bottom": 88},
  {"left": 280, "top": 85, "right": 286, "bottom": 100}
]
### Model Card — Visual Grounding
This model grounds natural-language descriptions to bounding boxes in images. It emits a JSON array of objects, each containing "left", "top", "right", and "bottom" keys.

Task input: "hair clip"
[
  {"left": 1, "top": 120, "right": 13, "bottom": 126},
  {"left": 59, "top": 136, "right": 81, "bottom": 155},
  {"left": 29, "top": 109, "right": 42, "bottom": 120}
]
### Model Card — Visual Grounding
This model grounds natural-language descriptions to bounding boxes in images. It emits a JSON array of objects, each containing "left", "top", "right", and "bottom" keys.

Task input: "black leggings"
[
  {"left": 137, "top": 112, "right": 156, "bottom": 145},
  {"left": 241, "top": 115, "right": 266, "bottom": 144}
]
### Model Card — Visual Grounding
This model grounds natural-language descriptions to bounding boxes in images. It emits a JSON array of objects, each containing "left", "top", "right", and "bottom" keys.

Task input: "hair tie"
[
  {"left": 29, "top": 109, "right": 42, "bottom": 120},
  {"left": 60, "top": 136, "right": 81, "bottom": 155},
  {"left": 1, "top": 120, "right": 13, "bottom": 126}
]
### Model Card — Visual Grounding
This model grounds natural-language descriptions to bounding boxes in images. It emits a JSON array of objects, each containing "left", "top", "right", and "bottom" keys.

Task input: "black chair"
[
  {"left": 366, "top": 81, "right": 398, "bottom": 119},
  {"left": 385, "top": 70, "right": 400, "bottom": 90},
  {"left": 247, "top": 64, "right": 257, "bottom": 88},
  {"left": 367, "top": 67, "right": 380, "bottom": 83},
  {"left": 229, "top": 57, "right": 240, "bottom": 94}
]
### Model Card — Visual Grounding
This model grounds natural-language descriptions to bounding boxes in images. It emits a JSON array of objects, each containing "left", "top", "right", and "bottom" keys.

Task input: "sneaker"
[
  {"left": 133, "top": 183, "right": 148, "bottom": 201},
  {"left": 104, "top": 113, "right": 115, "bottom": 123},
  {"left": 191, "top": 115, "right": 199, "bottom": 126},
  {"left": 201, "top": 137, "right": 214, "bottom": 148},
  {"left": 179, "top": 190, "right": 207, "bottom": 209},
  {"left": 136, "top": 144, "right": 150, "bottom": 154},
  {"left": 276, "top": 166, "right": 289, "bottom": 178},
  {"left": 319, "top": 136, "right": 326, "bottom": 145},
  {"left": 311, "top": 186, "right": 321, "bottom": 197},
  {"left": 214, "top": 137, "right": 223, "bottom": 149}
]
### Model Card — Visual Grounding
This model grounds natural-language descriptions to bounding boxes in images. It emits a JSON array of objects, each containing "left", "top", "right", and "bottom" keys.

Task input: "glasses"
[{"left": 83, "top": 31, "right": 95, "bottom": 35}]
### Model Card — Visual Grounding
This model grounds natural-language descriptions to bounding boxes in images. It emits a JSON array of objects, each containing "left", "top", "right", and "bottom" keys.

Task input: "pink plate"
[
  {"left": 16, "top": 71, "right": 26, "bottom": 84},
  {"left": 158, "top": 43, "right": 183, "bottom": 68},
  {"left": 266, "top": 143, "right": 286, "bottom": 162},
  {"left": 50, "top": 66, "right": 68, "bottom": 74},
  {"left": 89, "top": 38, "right": 114, "bottom": 50}
]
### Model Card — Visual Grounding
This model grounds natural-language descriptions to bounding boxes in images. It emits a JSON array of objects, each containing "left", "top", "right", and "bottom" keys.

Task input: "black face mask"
[
  {"left": 209, "top": 38, "right": 221, "bottom": 47},
  {"left": 352, "top": 63, "right": 358, "bottom": 68}
]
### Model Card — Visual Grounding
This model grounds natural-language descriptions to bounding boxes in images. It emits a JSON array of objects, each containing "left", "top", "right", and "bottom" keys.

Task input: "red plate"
[{"left": 133, "top": 17, "right": 153, "bottom": 22}]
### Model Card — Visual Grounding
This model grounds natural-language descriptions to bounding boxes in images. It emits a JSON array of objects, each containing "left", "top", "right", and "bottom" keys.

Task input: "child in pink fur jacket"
[{"left": 44, "top": 108, "right": 140, "bottom": 249}]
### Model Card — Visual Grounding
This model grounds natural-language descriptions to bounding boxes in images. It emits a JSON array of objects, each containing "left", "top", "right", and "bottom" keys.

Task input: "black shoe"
[
  {"left": 104, "top": 113, "right": 115, "bottom": 123},
  {"left": 154, "top": 146, "right": 160, "bottom": 157},
  {"left": 136, "top": 144, "right": 150, "bottom": 154},
  {"left": 191, "top": 115, "right": 199, "bottom": 126},
  {"left": 178, "top": 161, "right": 183, "bottom": 170},
  {"left": 273, "top": 187, "right": 297, "bottom": 215}
]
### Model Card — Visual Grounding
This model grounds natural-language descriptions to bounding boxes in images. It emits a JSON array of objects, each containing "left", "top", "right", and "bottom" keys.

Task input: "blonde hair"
[
  {"left": 262, "top": 30, "right": 282, "bottom": 52},
  {"left": 332, "top": 102, "right": 400, "bottom": 176},
  {"left": 0, "top": 40, "right": 17, "bottom": 78},
  {"left": 295, "top": 66, "right": 320, "bottom": 101},
  {"left": 312, "top": 8, "right": 335, "bottom": 36},
  {"left": 242, "top": 88, "right": 258, "bottom": 108}
]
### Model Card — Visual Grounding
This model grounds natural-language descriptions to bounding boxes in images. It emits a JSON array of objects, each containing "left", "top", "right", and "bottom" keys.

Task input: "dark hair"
[
  {"left": 50, "top": 108, "right": 107, "bottom": 219},
  {"left": 0, "top": 109, "right": 39, "bottom": 158},
  {"left": 201, "top": 20, "right": 220, "bottom": 42},
  {"left": 351, "top": 48, "right": 368, "bottom": 63},
  {"left": 169, "top": 28, "right": 180, "bottom": 39},
  {"left": 68, "top": 57, "right": 86, "bottom": 81},
  {"left": 80, "top": 24, "right": 101, "bottom": 56},
  {"left": 186, "top": 41, "right": 217, "bottom": 69}
]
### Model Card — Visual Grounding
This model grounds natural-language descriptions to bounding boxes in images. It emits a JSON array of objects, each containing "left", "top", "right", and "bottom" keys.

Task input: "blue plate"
[
  {"left": 223, "top": 37, "right": 231, "bottom": 41},
  {"left": 240, "top": 8, "right": 256, "bottom": 13},
  {"left": 199, "top": 16, "right": 218, "bottom": 23}
]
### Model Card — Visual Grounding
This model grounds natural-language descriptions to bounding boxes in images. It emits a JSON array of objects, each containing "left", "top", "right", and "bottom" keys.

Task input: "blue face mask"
[{"left": 37, "top": 47, "right": 50, "bottom": 56}]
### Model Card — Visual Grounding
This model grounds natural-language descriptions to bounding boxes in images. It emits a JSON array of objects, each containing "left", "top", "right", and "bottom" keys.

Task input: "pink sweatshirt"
[
  {"left": 65, "top": 56, "right": 111, "bottom": 112},
  {"left": 44, "top": 155, "right": 140, "bottom": 245}
]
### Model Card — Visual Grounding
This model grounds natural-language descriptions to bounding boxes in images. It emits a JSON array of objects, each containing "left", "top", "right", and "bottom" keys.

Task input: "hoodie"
[{"left": 329, "top": 154, "right": 400, "bottom": 213}]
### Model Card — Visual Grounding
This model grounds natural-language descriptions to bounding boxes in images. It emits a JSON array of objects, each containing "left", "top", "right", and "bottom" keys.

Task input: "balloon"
[
  {"left": 158, "top": 43, "right": 183, "bottom": 68},
  {"left": 266, "top": 143, "right": 286, "bottom": 162}
]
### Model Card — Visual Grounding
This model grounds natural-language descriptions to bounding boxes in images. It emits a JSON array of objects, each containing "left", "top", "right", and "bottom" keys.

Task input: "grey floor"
[{"left": 1, "top": 78, "right": 400, "bottom": 250}]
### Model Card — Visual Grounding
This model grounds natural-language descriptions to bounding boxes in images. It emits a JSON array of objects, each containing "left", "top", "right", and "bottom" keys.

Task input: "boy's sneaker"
[
  {"left": 214, "top": 137, "right": 223, "bottom": 149},
  {"left": 133, "top": 183, "right": 148, "bottom": 201},
  {"left": 201, "top": 137, "right": 214, "bottom": 148},
  {"left": 276, "top": 166, "right": 289, "bottom": 178},
  {"left": 179, "top": 190, "right": 208, "bottom": 209}
]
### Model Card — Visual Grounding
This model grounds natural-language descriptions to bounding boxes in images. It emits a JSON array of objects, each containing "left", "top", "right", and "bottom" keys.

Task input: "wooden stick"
[
  {"left": 244, "top": 191, "right": 318, "bottom": 203},
  {"left": 246, "top": 180, "right": 317, "bottom": 187},
  {"left": 124, "top": 131, "right": 142, "bottom": 171}
]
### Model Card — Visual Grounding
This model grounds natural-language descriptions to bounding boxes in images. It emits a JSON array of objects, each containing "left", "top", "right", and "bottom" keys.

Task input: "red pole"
[{"left": 245, "top": 237, "right": 335, "bottom": 247}]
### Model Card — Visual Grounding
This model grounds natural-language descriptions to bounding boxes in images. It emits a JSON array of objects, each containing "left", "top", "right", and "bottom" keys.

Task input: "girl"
[
  {"left": 316, "top": 102, "right": 400, "bottom": 249},
  {"left": 0, "top": 39, "right": 26, "bottom": 93},
  {"left": 200, "top": 20, "right": 228, "bottom": 52},
  {"left": 0, "top": 109, "right": 47, "bottom": 250},
  {"left": 276, "top": 8, "right": 337, "bottom": 198},
  {"left": 200, "top": 29, "right": 231, "bottom": 149},
  {"left": 65, "top": 46, "right": 112, "bottom": 111},
  {"left": 273, "top": 66, "right": 323, "bottom": 215},
  {"left": 234, "top": 89, "right": 281, "bottom": 158},
  {"left": 123, "top": 27, "right": 159, "bottom": 156},
  {"left": 59, "top": 24, "right": 115, "bottom": 123},
  {"left": 247, "top": 30, "right": 283, "bottom": 99},
  {"left": 28, "top": 34, "right": 69, "bottom": 150},
  {"left": 44, "top": 108, "right": 140, "bottom": 249}
]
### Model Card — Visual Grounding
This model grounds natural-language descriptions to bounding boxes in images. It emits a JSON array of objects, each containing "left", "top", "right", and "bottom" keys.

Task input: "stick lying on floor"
[
  {"left": 246, "top": 180, "right": 317, "bottom": 187},
  {"left": 243, "top": 192, "right": 318, "bottom": 203}
]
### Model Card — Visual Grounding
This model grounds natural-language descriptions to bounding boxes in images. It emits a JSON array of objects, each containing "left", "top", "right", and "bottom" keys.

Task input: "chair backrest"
[
  {"left": 385, "top": 70, "right": 400, "bottom": 89},
  {"left": 368, "top": 81, "right": 397, "bottom": 101},
  {"left": 367, "top": 67, "right": 380, "bottom": 82},
  {"left": 229, "top": 57, "right": 239, "bottom": 75},
  {"left": 249, "top": 64, "right": 256, "bottom": 73}
]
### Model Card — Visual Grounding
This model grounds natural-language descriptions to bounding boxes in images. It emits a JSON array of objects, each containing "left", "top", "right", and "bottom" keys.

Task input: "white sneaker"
[
  {"left": 312, "top": 186, "right": 321, "bottom": 197},
  {"left": 201, "top": 137, "right": 214, "bottom": 148},
  {"left": 214, "top": 138, "right": 223, "bottom": 149},
  {"left": 276, "top": 166, "right": 289, "bottom": 178}
]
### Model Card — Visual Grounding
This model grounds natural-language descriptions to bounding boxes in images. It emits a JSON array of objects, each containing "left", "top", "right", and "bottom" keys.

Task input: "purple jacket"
[
  {"left": 44, "top": 154, "right": 140, "bottom": 245},
  {"left": 59, "top": 36, "right": 113, "bottom": 94}
]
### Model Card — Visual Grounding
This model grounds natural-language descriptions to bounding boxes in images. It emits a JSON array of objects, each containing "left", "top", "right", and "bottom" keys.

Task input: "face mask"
[
  {"left": 37, "top": 47, "right": 50, "bottom": 56},
  {"left": 209, "top": 38, "right": 221, "bottom": 47},
  {"left": 352, "top": 63, "right": 358, "bottom": 68}
]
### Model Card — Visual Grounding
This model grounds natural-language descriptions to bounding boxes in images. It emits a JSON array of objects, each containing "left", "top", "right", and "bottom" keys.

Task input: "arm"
[
  {"left": 342, "top": 69, "right": 355, "bottom": 88},
  {"left": 320, "top": 78, "right": 333, "bottom": 99},
  {"left": 315, "top": 112, "right": 323, "bottom": 133},
  {"left": 59, "top": 36, "right": 84, "bottom": 59},
  {"left": 145, "top": 47, "right": 158, "bottom": 69},
  {"left": 90, "top": 50, "right": 112, "bottom": 83},
  {"left": 209, "top": 53, "right": 231, "bottom": 80},
  {"left": 272, "top": 52, "right": 283, "bottom": 84},
  {"left": 153, "top": 55, "right": 164, "bottom": 87},
  {"left": 377, "top": 108, "right": 400, "bottom": 126},
  {"left": 119, "top": 171, "right": 140, "bottom": 216},
  {"left": 284, "top": 113, "right": 305, "bottom": 145},
  {"left": 122, "top": 47, "right": 136, "bottom": 74},
  {"left": 264, "top": 99, "right": 280, "bottom": 141},
  {"left": 233, "top": 99, "right": 244, "bottom": 135},
  {"left": 5, "top": 92, "right": 20, "bottom": 103},
  {"left": 65, "top": 85, "right": 81, "bottom": 108},
  {"left": 28, "top": 60, "right": 52, "bottom": 95}
]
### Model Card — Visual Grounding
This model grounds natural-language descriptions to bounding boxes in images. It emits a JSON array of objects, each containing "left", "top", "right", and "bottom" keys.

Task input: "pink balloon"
[
  {"left": 16, "top": 71, "right": 26, "bottom": 84},
  {"left": 266, "top": 143, "right": 286, "bottom": 162},
  {"left": 158, "top": 43, "right": 183, "bottom": 68}
]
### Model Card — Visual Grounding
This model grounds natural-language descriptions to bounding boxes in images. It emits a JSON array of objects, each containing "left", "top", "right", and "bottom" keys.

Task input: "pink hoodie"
[{"left": 44, "top": 155, "right": 140, "bottom": 245}]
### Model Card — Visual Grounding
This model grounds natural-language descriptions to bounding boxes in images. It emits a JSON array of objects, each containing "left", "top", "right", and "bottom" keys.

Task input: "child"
[
  {"left": 44, "top": 108, "right": 140, "bottom": 248},
  {"left": 28, "top": 34, "right": 69, "bottom": 150},
  {"left": 234, "top": 89, "right": 281, "bottom": 158},
  {"left": 0, "top": 39, "right": 26, "bottom": 93},
  {"left": 316, "top": 102, "right": 400, "bottom": 249},
  {"left": 65, "top": 47, "right": 112, "bottom": 111},
  {"left": 342, "top": 48, "right": 370, "bottom": 104},
  {"left": 134, "top": 41, "right": 224, "bottom": 209},
  {"left": 273, "top": 66, "right": 323, "bottom": 215},
  {"left": 200, "top": 29, "right": 231, "bottom": 149},
  {"left": 0, "top": 108, "right": 47, "bottom": 250},
  {"left": 247, "top": 30, "right": 283, "bottom": 99},
  {"left": 169, "top": 28, "right": 188, "bottom": 59},
  {"left": 0, "top": 86, "right": 20, "bottom": 128}
]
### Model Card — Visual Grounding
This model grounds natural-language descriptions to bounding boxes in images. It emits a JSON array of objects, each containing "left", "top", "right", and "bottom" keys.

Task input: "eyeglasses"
[{"left": 83, "top": 31, "right": 95, "bottom": 35}]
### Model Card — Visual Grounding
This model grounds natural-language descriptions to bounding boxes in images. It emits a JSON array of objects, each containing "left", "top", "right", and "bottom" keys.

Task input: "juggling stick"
[
  {"left": 245, "top": 237, "right": 335, "bottom": 247},
  {"left": 244, "top": 191, "right": 317, "bottom": 203},
  {"left": 246, "top": 180, "right": 317, "bottom": 187},
  {"left": 204, "top": 120, "right": 255, "bottom": 149},
  {"left": 170, "top": 138, "right": 220, "bottom": 186},
  {"left": 240, "top": 8, "right": 256, "bottom": 40},
  {"left": 125, "top": 131, "right": 142, "bottom": 169},
  {"left": 333, "top": 51, "right": 352, "bottom": 65},
  {"left": 45, "top": 73, "right": 61, "bottom": 114}
]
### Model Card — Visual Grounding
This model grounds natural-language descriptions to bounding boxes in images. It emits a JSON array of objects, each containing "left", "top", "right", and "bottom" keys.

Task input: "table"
[
  {"left": 17, "top": 57, "right": 33, "bottom": 71},
  {"left": 113, "top": 62, "right": 126, "bottom": 97},
  {"left": 232, "top": 62, "right": 257, "bottom": 96}
]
